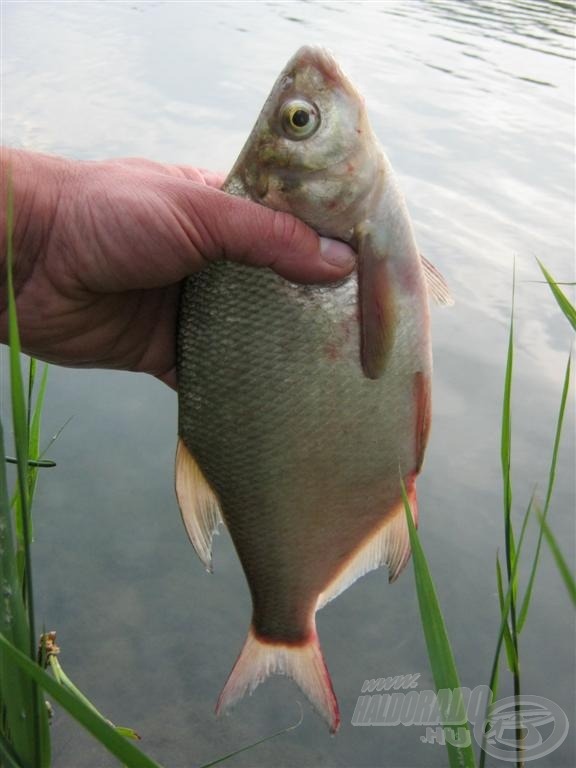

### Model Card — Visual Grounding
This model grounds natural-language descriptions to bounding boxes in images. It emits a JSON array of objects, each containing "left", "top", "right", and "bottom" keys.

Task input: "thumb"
[{"left": 188, "top": 184, "right": 356, "bottom": 283}]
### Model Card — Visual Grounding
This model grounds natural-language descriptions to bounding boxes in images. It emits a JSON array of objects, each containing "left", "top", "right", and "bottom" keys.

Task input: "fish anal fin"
[
  {"left": 421, "top": 254, "right": 454, "bottom": 306},
  {"left": 317, "top": 487, "right": 418, "bottom": 610},
  {"left": 175, "top": 437, "right": 223, "bottom": 572},
  {"left": 216, "top": 625, "right": 340, "bottom": 733},
  {"left": 357, "top": 230, "right": 396, "bottom": 380}
]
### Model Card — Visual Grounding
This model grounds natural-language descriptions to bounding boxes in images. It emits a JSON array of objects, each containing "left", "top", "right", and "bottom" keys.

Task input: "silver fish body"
[{"left": 176, "top": 46, "right": 446, "bottom": 731}]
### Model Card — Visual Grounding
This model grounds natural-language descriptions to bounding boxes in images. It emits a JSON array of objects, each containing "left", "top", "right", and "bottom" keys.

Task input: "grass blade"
[
  {"left": 537, "top": 259, "right": 576, "bottom": 331},
  {"left": 495, "top": 553, "right": 516, "bottom": 673},
  {"left": 0, "top": 734, "right": 26, "bottom": 768},
  {"left": 5, "top": 176, "right": 36, "bottom": 650},
  {"left": 199, "top": 705, "right": 303, "bottom": 768},
  {"left": 479, "top": 495, "right": 534, "bottom": 768},
  {"left": 39, "top": 415, "right": 73, "bottom": 459},
  {"left": 401, "top": 481, "right": 476, "bottom": 768},
  {"left": 518, "top": 354, "right": 571, "bottom": 631},
  {"left": 11, "top": 361, "right": 44, "bottom": 581},
  {"left": 538, "top": 513, "right": 576, "bottom": 607},
  {"left": 499, "top": 267, "right": 524, "bottom": 767},
  {"left": 28, "top": 362, "right": 50, "bottom": 509},
  {"left": 46, "top": 642, "right": 141, "bottom": 741},
  {"left": 2, "top": 171, "right": 51, "bottom": 767},
  {"left": 0, "top": 633, "right": 165, "bottom": 768},
  {"left": 501, "top": 267, "right": 514, "bottom": 529},
  {"left": 12, "top": 361, "right": 50, "bottom": 581},
  {"left": 0, "top": 419, "right": 39, "bottom": 767}
]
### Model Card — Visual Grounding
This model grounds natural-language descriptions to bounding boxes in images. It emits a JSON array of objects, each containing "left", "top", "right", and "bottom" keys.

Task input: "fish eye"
[{"left": 280, "top": 99, "right": 320, "bottom": 140}]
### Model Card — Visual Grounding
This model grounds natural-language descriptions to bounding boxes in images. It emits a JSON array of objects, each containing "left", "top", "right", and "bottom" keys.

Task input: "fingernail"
[{"left": 320, "top": 237, "right": 356, "bottom": 269}]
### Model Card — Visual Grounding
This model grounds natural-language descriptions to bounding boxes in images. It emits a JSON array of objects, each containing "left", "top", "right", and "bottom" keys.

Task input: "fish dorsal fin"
[
  {"left": 357, "top": 226, "right": 396, "bottom": 380},
  {"left": 175, "top": 438, "right": 223, "bottom": 572},
  {"left": 316, "top": 485, "right": 418, "bottom": 610},
  {"left": 421, "top": 255, "right": 454, "bottom": 306}
]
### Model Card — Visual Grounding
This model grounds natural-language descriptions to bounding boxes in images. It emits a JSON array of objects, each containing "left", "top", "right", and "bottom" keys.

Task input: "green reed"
[
  {"left": 0, "top": 180, "right": 165, "bottom": 767},
  {"left": 1, "top": 173, "right": 573, "bottom": 768},
  {"left": 0, "top": 189, "right": 303, "bottom": 768},
  {"left": 0, "top": 179, "right": 51, "bottom": 768},
  {"left": 405, "top": 262, "right": 574, "bottom": 768}
]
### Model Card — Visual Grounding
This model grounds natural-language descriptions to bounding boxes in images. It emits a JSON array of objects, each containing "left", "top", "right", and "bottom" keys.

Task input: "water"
[{"left": 2, "top": 1, "right": 575, "bottom": 766}]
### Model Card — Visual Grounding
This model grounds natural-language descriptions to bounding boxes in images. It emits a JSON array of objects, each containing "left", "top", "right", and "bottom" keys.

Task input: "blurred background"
[{"left": 2, "top": 1, "right": 574, "bottom": 766}]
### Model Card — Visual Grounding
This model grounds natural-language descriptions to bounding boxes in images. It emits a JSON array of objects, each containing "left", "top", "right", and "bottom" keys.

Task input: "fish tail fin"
[{"left": 216, "top": 625, "right": 340, "bottom": 732}]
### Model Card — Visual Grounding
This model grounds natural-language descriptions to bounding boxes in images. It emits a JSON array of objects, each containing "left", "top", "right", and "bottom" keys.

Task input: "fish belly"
[{"left": 177, "top": 259, "right": 427, "bottom": 642}]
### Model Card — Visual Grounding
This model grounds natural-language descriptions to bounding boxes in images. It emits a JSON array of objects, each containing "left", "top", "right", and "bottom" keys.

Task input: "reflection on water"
[
  {"left": 3, "top": 1, "right": 575, "bottom": 766},
  {"left": 427, "top": 0, "right": 574, "bottom": 56},
  {"left": 404, "top": 0, "right": 574, "bottom": 94}
]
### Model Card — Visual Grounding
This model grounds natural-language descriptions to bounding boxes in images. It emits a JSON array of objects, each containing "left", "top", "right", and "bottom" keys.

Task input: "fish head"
[{"left": 224, "top": 46, "right": 383, "bottom": 241}]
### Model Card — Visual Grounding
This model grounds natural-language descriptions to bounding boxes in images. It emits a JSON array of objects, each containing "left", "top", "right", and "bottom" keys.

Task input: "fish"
[{"left": 175, "top": 45, "right": 451, "bottom": 733}]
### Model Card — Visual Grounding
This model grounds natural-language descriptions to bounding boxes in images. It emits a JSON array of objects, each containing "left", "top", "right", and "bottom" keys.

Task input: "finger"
[
  {"left": 195, "top": 169, "right": 226, "bottom": 189},
  {"left": 111, "top": 158, "right": 214, "bottom": 186},
  {"left": 166, "top": 165, "right": 226, "bottom": 188},
  {"left": 185, "top": 185, "right": 357, "bottom": 283},
  {"left": 156, "top": 366, "right": 178, "bottom": 390}
]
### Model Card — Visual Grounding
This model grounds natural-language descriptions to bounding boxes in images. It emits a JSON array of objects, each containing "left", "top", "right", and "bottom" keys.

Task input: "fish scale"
[{"left": 175, "top": 45, "right": 450, "bottom": 731}]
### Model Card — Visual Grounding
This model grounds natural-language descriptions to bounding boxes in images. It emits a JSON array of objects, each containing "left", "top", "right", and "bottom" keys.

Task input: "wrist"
[{"left": 0, "top": 148, "right": 76, "bottom": 298}]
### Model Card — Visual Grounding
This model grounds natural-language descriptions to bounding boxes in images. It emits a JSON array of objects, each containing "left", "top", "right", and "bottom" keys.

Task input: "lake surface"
[{"left": 2, "top": 1, "right": 575, "bottom": 766}]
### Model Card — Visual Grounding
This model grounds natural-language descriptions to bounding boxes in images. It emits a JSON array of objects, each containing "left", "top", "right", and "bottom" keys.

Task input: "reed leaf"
[
  {"left": 2, "top": 173, "right": 51, "bottom": 767},
  {"left": 401, "top": 481, "right": 477, "bottom": 768},
  {"left": 0, "top": 733, "right": 26, "bottom": 768},
  {"left": 537, "top": 513, "right": 576, "bottom": 607},
  {"left": 28, "top": 362, "right": 50, "bottom": 509},
  {"left": 478, "top": 494, "right": 533, "bottom": 768},
  {"left": 48, "top": 650, "right": 140, "bottom": 741},
  {"left": 537, "top": 259, "right": 576, "bottom": 331},
  {"left": 518, "top": 354, "right": 571, "bottom": 631},
  {"left": 0, "top": 418, "right": 39, "bottom": 767},
  {"left": 199, "top": 706, "right": 303, "bottom": 768},
  {"left": 495, "top": 553, "right": 516, "bottom": 673},
  {"left": 0, "top": 633, "right": 165, "bottom": 768}
]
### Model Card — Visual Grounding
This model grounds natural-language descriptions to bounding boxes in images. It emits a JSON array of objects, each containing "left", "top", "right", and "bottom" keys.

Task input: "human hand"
[{"left": 0, "top": 151, "right": 355, "bottom": 388}]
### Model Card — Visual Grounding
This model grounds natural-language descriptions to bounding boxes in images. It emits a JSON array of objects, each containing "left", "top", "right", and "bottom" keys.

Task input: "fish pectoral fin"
[
  {"left": 317, "top": 484, "right": 418, "bottom": 610},
  {"left": 175, "top": 437, "right": 223, "bottom": 572},
  {"left": 216, "top": 625, "right": 340, "bottom": 733},
  {"left": 356, "top": 227, "right": 396, "bottom": 380},
  {"left": 421, "top": 254, "right": 454, "bottom": 306}
]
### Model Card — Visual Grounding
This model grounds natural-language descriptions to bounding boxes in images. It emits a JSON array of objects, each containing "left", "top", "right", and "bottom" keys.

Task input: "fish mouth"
[
  {"left": 292, "top": 45, "right": 345, "bottom": 84},
  {"left": 287, "top": 44, "right": 361, "bottom": 97}
]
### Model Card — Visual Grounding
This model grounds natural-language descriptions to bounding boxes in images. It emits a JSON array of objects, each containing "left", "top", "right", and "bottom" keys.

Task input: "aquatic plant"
[
  {"left": 407, "top": 264, "right": 574, "bottom": 768},
  {"left": 1, "top": 182, "right": 573, "bottom": 766}
]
